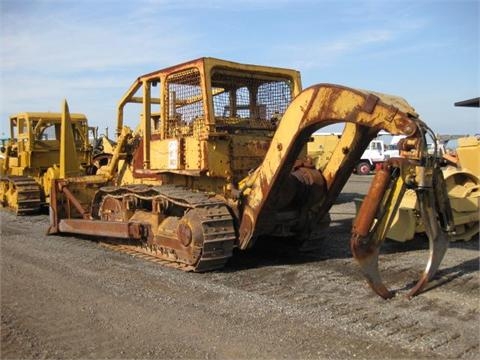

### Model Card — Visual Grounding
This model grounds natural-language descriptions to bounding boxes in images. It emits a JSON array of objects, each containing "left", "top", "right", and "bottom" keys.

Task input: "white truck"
[
  {"left": 308, "top": 133, "right": 394, "bottom": 175},
  {"left": 354, "top": 138, "right": 387, "bottom": 175}
]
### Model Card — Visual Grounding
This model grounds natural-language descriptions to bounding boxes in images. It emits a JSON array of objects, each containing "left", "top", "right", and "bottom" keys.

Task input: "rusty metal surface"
[
  {"left": 350, "top": 165, "right": 398, "bottom": 299},
  {"left": 352, "top": 169, "right": 391, "bottom": 237},
  {"left": 350, "top": 235, "right": 394, "bottom": 299},
  {"left": 58, "top": 219, "right": 150, "bottom": 240},
  {"left": 60, "top": 185, "right": 90, "bottom": 219}
]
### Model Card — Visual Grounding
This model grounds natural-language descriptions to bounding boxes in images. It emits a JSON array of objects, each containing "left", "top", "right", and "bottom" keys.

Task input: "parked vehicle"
[
  {"left": 45, "top": 58, "right": 453, "bottom": 299},
  {"left": 308, "top": 134, "right": 387, "bottom": 175}
]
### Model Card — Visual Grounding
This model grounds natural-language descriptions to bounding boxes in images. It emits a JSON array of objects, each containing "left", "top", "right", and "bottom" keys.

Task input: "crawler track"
[
  {"left": 0, "top": 176, "right": 42, "bottom": 214},
  {"left": 95, "top": 185, "right": 237, "bottom": 272},
  {"left": 100, "top": 241, "right": 198, "bottom": 271}
]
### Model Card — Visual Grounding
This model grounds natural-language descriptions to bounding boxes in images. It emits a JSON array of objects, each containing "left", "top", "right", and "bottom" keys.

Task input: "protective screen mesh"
[
  {"left": 211, "top": 72, "right": 292, "bottom": 121},
  {"left": 166, "top": 68, "right": 203, "bottom": 125}
]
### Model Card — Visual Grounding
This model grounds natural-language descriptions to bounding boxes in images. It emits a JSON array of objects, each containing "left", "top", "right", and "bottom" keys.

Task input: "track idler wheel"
[{"left": 175, "top": 208, "right": 204, "bottom": 266}]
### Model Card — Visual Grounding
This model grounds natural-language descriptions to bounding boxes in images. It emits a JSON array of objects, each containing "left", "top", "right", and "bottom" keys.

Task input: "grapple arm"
[
  {"left": 351, "top": 128, "right": 455, "bottom": 298},
  {"left": 238, "top": 84, "right": 418, "bottom": 249},
  {"left": 238, "top": 84, "right": 453, "bottom": 298}
]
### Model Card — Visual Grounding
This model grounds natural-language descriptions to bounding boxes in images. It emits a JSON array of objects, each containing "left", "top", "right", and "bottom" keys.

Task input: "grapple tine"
[
  {"left": 406, "top": 190, "right": 449, "bottom": 298},
  {"left": 351, "top": 168, "right": 396, "bottom": 299},
  {"left": 352, "top": 157, "right": 451, "bottom": 299},
  {"left": 351, "top": 234, "right": 394, "bottom": 299}
]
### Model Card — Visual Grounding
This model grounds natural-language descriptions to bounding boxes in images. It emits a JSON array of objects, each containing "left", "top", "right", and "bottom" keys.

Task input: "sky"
[{"left": 0, "top": 0, "right": 479, "bottom": 138}]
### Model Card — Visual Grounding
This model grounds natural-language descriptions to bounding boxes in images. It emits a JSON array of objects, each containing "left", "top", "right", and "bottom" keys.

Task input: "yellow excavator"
[{"left": 46, "top": 57, "right": 454, "bottom": 299}]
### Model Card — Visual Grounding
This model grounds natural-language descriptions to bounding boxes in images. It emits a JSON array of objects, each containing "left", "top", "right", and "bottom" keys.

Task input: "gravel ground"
[{"left": 1, "top": 175, "right": 479, "bottom": 359}]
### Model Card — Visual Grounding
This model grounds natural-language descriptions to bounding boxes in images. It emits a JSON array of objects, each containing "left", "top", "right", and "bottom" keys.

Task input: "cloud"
[
  {"left": 0, "top": 1, "right": 205, "bottom": 134},
  {"left": 271, "top": 28, "right": 395, "bottom": 70},
  {"left": 1, "top": 6, "right": 199, "bottom": 73},
  {"left": 268, "top": 11, "right": 431, "bottom": 71},
  {"left": 138, "top": 0, "right": 315, "bottom": 10}
]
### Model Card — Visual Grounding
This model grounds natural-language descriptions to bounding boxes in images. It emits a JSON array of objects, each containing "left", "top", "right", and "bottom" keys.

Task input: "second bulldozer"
[{"left": 0, "top": 110, "right": 93, "bottom": 213}]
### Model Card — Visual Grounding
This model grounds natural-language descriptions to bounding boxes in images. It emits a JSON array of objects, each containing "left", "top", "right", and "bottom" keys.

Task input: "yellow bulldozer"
[
  {"left": 0, "top": 110, "right": 94, "bottom": 214},
  {"left": 46, "top": 57, "right": 455, "bottom": 299}
]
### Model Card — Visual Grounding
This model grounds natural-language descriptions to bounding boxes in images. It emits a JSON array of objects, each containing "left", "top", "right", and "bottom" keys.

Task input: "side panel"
[
  {"left": 184, "top": 137, "right": 202, "bottom": 171},
  {"left": 31, "top": 151, "right": 60, "bottom": 168},
  {"left": 457, "top": 137, "right": 480, "bottom": 176},
  {"left": 307, "top": 134, "right": 341, "bottom": 170},
  {"left": 229, "top": 135, "right": 272, "bottom": 182},
  {"left": 205, "top": 140, "right": 230, "bottom": 177},
  {"left": 150, "top": 139, "right": 183, "bottom": 170}
]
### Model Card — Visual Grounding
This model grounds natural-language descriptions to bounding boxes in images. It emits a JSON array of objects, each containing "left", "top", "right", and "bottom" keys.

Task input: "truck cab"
[{"left": 356, "top": 139, "right": 386, "bottom": 175}]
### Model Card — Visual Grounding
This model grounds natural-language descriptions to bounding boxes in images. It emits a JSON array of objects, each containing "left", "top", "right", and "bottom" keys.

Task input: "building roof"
[{"left": 454, "top": 97, "right": 480, "bottom": 107}]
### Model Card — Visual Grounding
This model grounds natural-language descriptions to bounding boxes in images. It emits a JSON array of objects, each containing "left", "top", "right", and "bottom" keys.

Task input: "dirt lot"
[{"left": 1, "top": 175, "right": 479, "bottom": 359}]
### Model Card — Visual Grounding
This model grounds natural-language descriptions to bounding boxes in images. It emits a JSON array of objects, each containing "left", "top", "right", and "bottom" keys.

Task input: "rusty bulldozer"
[{"left": 46, "top": 58, "right": 455, "bottom": 298}]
